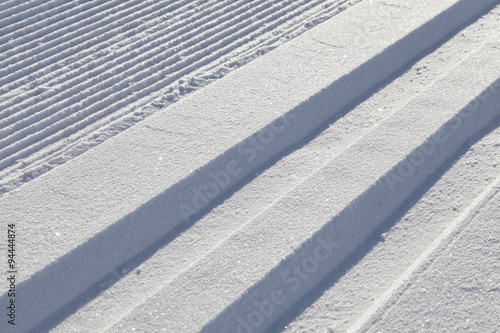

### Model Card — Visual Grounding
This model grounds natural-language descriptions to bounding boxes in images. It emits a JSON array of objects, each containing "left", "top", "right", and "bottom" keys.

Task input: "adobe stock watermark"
[
  {"left": 384, "top": 79, "right": 500, "bottom": 193},
  {"left": 177, "top": 112, "right": 297, "bottom": 223},
  {"left": 235, "top": 234, "right": 341, "bottom": 333}
]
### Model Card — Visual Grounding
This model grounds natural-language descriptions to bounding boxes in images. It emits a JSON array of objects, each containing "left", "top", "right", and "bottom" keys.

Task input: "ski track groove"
[
  {"left": 349, "top": 173, "right": 500, "bottom": 333},
  {"left": 1, "top": 1, "right": 498, "bottom": 331},
  {"left": 98, "top": 55, "right": 419, "bottom": 331},
  {"left": 0, "top": 0, "right": 354, "bottom": 179}
]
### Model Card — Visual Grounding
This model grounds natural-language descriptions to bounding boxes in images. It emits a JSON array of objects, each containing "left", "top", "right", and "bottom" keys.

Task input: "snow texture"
[{"left": 1, "top": 0, "right": 499, "bottom": 332}]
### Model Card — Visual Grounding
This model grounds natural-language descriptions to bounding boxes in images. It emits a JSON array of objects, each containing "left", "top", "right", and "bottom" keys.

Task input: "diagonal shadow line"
[
  {"left": 266, "top": 114, "right": 500, "bottom": 333},
  {"left": 31, "top": 1, "right": 500, "bottom": 331}
]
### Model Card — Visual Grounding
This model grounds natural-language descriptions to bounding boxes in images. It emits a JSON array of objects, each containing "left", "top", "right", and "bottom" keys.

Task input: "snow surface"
[
  {"left": 281, "top": 122, "right": 500, "bottom": 333},
  {"left": 1, "top": 0, "right": 500, "bottom": 332},
  {"left": 0, "top": 0, "right": 361, "bottom": 196}
]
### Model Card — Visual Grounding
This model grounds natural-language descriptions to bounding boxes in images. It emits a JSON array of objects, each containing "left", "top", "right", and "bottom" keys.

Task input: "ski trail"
[{"left": 348, "top": 172, "right": 500, "bottom": 332}]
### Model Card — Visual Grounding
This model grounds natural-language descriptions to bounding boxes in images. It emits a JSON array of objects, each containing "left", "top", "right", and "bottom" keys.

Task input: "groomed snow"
[
  {"left": 0, "top": 0, "right": 361, "bottom": 195},
  {"left": 1, "top": 0, "right": 500, "bottom": 332}
]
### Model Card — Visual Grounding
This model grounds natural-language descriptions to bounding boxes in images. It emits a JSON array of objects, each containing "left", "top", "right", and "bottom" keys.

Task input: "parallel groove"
[{"left": 0, "top": 0, "right": 359, "bottom": 193}]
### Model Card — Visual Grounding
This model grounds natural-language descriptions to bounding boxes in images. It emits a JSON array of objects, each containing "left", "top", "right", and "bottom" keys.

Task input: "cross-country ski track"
[{"left": 1, "top": 0, "right": 500, "bottom": 332}]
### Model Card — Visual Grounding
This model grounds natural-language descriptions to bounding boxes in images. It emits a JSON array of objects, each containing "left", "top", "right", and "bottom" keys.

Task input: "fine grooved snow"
[
  {"left": 0, "top": 0, "right": 360, "bottom": 196},
  {"left": 1, "top": 0, "right": 500, "bottom": 332}
]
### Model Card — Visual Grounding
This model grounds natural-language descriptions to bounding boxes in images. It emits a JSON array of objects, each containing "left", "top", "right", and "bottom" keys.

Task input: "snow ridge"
[{"left": 1, "top": 0, "right": 499, "bottom": 332}]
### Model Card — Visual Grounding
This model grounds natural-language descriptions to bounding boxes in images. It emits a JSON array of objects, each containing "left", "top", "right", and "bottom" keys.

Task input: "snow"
[
  {"left": 0, "top": 0, "right": 362, "bottom": 194},
  {"left": 1, "top": 0, "right": 500, "bottom": 332},
  {"left": 358, "top": 176, "right": 500, "bottom": 333},
  {"left": 281, "top": 121, "right": 500, "bottom": 333}
]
